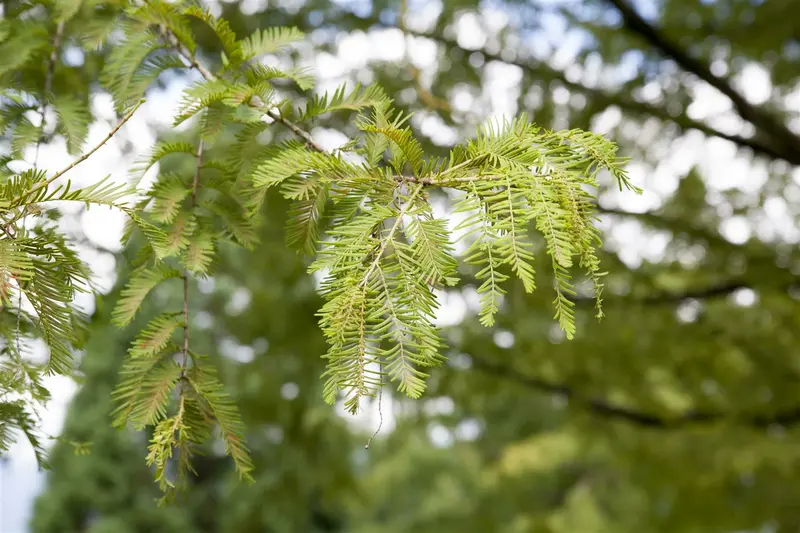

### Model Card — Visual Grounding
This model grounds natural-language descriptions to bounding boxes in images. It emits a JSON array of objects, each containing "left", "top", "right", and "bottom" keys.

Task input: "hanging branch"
[{"left": 1, "top": 0, "right": 636, "bottom": 490}]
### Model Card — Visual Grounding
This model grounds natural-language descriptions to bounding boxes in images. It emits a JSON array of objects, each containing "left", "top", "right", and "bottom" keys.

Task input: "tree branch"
[
  {"left": 155, "top": 25, "right": 329, "bottom": 154},
  {"left": 571, "top": 279, "right": 750, "bottom": 306},
  {"left": 33, "top": 21, "right": 65, "bottom": 164},
  {"left": 469, "top": 355, "right": 800, "bottom": 429},
  {"left": 153, "top": 22, "right": 800, "bottom": 315},
  {"left": 357, "top": 17, "right": 798, "bottom": 165},
  {"left": 606, "top": 0, "right": 800, "bottom": 161},
  {"left": 181, "top": 136, "right": 203, "bottom": 376},
  {"left": 11, "top": 99, "right": 144, "bottom": 209}
]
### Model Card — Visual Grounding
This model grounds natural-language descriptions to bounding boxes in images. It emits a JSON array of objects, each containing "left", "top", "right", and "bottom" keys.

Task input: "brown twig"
[
  {"left": 156, "top": 25, "right": 328, "bottom": 154},
  {"left": 264, "top": 107, "right": 327, "bottom": 153},
  {"left": 12, "top": 100, "right": 144, "bottom": 208},
  {"left": 181, "top": 136, "right": 204, "bottom": 376}
]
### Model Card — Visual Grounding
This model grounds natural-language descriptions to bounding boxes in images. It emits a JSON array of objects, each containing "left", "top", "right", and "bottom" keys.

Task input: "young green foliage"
[
  {"left": 0, "top": 0, "right": 638, "bottom": 495},
  {"left": 0, "top": 0, "right": 169, "bottom": 467},
  {"left": 254, "top": 105, "right": 638, "bottom": 411},
  {"left": 0, "top": 110, "right": 164, "bottom": 468}
]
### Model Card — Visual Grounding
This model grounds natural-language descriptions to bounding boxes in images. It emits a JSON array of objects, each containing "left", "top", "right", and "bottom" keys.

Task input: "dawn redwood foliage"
[{"left": 0, "top": 0, "right": 637, "bottom": 495}]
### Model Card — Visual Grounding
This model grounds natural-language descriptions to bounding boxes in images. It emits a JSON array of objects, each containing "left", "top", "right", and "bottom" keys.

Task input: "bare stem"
[
  {"left": 154, "top": 26, "right": 327, "bottom": 154},
  {"left": 33, "top": 21, "right": 65, "bottom": 164},
  {"left": 364, "top": 372, "right": 383, "bottom": 450},
  {"left": 182, "top": 136, "right": 204, "bottom": 375},
  {"left": 17, "top": 20, "right": 67, "bottom": 361},
  {"left": 13, "top": 100, "right": 144, "bottom": 207}
]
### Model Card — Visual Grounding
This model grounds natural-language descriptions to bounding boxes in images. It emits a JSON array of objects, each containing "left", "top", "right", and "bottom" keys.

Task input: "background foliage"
[{"left": 3, "top": 0, "right": 799, "bottom": 531}]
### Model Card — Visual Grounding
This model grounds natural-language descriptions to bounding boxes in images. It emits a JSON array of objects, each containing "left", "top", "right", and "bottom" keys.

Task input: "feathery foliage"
[{"left": 0, "top": 0, "right": 638, "bottom": 494}]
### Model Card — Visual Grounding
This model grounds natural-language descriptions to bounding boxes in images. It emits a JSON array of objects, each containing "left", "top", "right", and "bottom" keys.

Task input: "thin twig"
[
  {"left": 154, "top": 25, "right": 328, "bottom": 154},
  {"left": 12, "top": 100, "right": 144, "bottom": 207},
  {"left": 15, "top": 21, "right": 67, "bottom": 362},
  {"left": 33, "top": 21, "right": 65, "bottom": 164},
  {"left": 182, "top": 136, "right": 204, "bottom": 376},
  {"left": 265, "top": 108, "right": 326, "bottom": 153},
  {"left": 365, "top": 384, "right": 383, "bottom": 449}
]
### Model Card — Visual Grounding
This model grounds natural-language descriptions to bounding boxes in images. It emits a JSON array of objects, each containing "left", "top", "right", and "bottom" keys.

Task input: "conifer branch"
[
  {"left": 13, "top": 20, "right": 68, "bottom": 385},
  {"left": 0, "top": 2, "right": 635, "bottom": 486}
]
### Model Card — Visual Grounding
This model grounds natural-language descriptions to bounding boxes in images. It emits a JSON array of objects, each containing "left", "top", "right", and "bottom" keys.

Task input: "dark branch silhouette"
[
  {"left": 341, "top": 14, "right": 800, "bottom": 165},
  {"left": 469, "top": 355, "right": 800, "bottom": 429},
  {"left": 606, "top": 0, "right": 800, "bottom": 163},
  {"left": 572, "top": 279, "right": 751, "bottom": 306}
]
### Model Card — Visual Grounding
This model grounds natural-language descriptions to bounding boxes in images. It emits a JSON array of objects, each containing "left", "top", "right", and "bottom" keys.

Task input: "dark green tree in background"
[{"left": 32, "top": 0, "right": 800, "bottom": 531}]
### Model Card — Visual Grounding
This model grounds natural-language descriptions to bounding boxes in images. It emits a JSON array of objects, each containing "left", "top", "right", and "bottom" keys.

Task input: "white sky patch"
[
  {"left": 732, "top": 287, "right": 758, "bottom": 307},
  {"left": 720, "top": 216, "right": 752, "bottom": 245},
  {"left": 368, "top": 29, "right": 406, "bottom": 62},
  {"left": 427, "top": 422, "right": 454, "bottom": 447},
  {"left": 688, "top": 84, "right": 733, "bottom": 121},
  {"left": 337, "top": 31, "right": 370, "bottom": 70},
  {"left": 239, "top": 0, "right": 266, "bottom": 15},
  {"left": 404, "top": 0, "right": 444, "bottom": 33},
  {"left": 414, "top": 112, "right": 460, "bottom": 146},
  {"left": 734, "top": 62, "right": 773, "bottom": 106},
  {"left": 434, "top": 290, "right": 469, "bottom": 327},
  {"left": 220, "top": 337, "right": 256, "bottom": 364},
  {"left": 483, "top": 61, "right": 522, "bottom": 119},
  {"left": 407, "top": 36, "right": 438, "bottom": 70},
  {"left": 314, "top": 51, "right": 347, "bottom": 82},
  {"left": 455, "top": 12, "right": 487, "bottom": 51},
  {"left": 591, "top": 105, "right": 622, "bottom": 134},
  {"left": 310, "top": 127, "right": 350, "bottom": 152}
]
